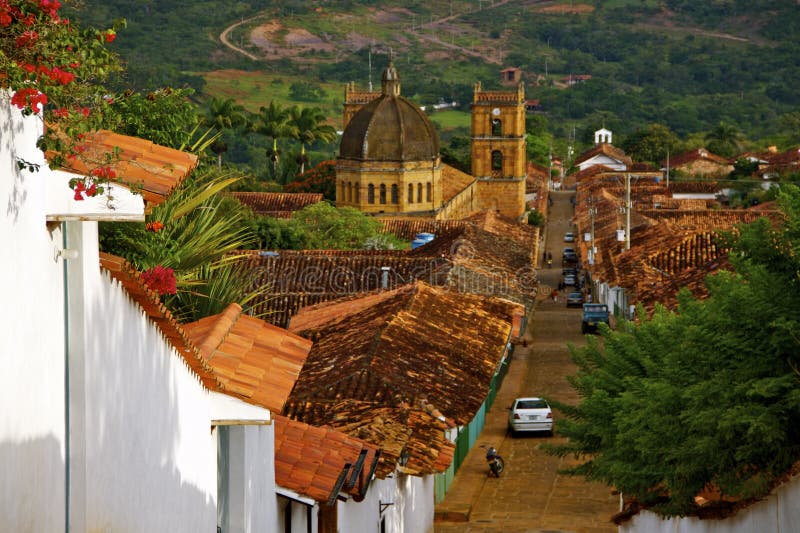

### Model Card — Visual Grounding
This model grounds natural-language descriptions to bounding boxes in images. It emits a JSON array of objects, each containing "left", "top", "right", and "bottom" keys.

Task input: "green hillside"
[{"left": 70, "top": 0, "right": 800, "bottom": 160}]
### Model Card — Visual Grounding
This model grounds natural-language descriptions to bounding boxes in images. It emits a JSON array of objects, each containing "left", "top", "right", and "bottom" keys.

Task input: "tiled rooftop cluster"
[
  {"left": 284, "top": 281, "right": 518, "bottom": 477},
  {"left": 573, "top": 169, "right": 780, "bottom": 312}
]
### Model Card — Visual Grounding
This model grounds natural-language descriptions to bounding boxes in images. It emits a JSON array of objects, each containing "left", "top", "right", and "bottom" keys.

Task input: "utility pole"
[
  {"left": 589, "top": 197, "right": 597, "bottom": 265},
  {"left": 625, "top": 173, "right": 631, "bottom": 250},
  {"left": 665, "top": 149, "right": 670, "bottom": 188}
]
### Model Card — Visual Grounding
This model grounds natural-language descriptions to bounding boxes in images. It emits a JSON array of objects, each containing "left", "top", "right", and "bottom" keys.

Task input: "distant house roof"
[
  {"left": 574, "top": 143, "right": 632, "bottom": 168},
  {"left": 285, "top": 281, "right": 518, "bottom": 427},
  {"left": 765, "top": 147, "right": 800, "bottom": 166},
  {"left": 50, "top": 130, "right": 198, "bottom": 209},
  {"left": 662, "top": 148, "right": 730, "bottom": 169},
  {"left": 273, "top": 414, "right": 379, "bottom": 505},
  {"left": 562, "top": 74, "right": 592, "bottom": 84},
  {"left": 500, "top": 67, "right": 522, "bottom": 73},
  {"left": 183, "top": 303, "right": 312, "bottom": 412},
  {"left": 230, "top": 192, "right": 324, "bottom": 218}
]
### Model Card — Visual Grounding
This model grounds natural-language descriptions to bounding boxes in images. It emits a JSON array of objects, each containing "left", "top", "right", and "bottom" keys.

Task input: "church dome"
[{"left": 339, "top": 62, "right": 439, "bottom": 162}]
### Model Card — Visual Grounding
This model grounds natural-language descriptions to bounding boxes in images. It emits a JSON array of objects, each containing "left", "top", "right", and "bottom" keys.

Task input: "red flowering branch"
[{"left": 2, "top": 0, "right": 126, "bottom": 199}]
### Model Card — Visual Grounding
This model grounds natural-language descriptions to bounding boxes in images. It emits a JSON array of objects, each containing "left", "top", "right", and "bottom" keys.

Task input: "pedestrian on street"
[{"left": 551, "top": 289, "right": 558, "bottom": 302}]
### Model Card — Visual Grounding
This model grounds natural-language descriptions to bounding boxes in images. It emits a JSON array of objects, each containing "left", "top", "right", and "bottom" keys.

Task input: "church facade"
[{"left": 335, "top": 61, "right": 527, "bottom": 220}]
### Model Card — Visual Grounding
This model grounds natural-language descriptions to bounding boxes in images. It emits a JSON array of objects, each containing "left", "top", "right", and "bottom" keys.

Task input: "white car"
[
  {"left": 508, "top": 397, "right": 553, "bottom": 436},
  {"left": 564, "top": 232, "right": 575, "bottom": 242}
]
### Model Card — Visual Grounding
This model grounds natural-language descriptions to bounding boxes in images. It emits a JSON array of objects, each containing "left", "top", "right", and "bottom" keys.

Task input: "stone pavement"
[{"left": 432, "top": 190, "right": 619, "bottom": 533}]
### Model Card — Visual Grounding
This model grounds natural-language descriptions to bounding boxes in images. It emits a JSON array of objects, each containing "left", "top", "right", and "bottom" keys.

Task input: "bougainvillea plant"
[
  {"left": 141, "top": 265, "right": 177, "bottom": 296},
  {"left": 1, "top": 0, "right": 124, "bottom": 198},
  {"left": 283, "top": 159, "right": 336, "bottom": 200}
]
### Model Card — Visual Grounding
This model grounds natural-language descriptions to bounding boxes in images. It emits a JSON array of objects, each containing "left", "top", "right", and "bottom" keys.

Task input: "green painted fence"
[{"left": 434, "top": 344, "right": 514, "bottom": 503}]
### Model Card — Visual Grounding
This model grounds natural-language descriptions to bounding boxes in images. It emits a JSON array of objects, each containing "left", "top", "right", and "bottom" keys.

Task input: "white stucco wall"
[
  {"left": 219, "top": 425, "right": 279, "bottom": 533},
  {"left": 621, "top": 474, "right": 800, "bottom": 533},
  {"left": 0, "top": 91, "right": 68, "bottom": 532},
  {"left": 338, "top": 473, "right": 435, "bottom": 533},
  {"left": 66, "top": 234, "right": 217, "bottom": 530}
]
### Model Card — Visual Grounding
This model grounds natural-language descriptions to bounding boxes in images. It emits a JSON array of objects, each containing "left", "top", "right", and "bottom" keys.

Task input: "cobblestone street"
[{"left": 433, "top": 190, "right": 619, "bottom": 533}]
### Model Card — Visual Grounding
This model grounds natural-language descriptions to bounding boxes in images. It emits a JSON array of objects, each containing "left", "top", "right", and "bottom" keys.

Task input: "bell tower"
[{"left": 470, "top": 81, "right": 526, "bottom": 219}]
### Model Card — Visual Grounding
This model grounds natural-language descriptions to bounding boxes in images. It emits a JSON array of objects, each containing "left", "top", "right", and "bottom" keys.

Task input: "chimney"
[{"left": 381, "top": 266, "right": 391, "bottom": 289}]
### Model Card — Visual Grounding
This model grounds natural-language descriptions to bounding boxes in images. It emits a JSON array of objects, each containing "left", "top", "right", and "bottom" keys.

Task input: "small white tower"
[{"left": 594, "top": 128, "right": 612, "bottom": 145}]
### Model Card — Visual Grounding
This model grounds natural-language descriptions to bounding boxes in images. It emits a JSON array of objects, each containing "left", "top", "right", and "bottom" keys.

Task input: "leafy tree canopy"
[{"left": 548, "top": 184, "right": 800, "bottom": 517}]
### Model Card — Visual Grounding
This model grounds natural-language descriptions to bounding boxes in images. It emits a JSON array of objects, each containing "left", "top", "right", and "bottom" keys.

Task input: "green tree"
[
  {"left": 252, "top": 101, "right": 297, "bottom": 178},
  {"left": 291, "top": 202, "right": 382, "bottom": 249},
  {"left": 705, "top": 122, "right": 746, "bottom": 158},
  {"left": 102, "top": 88, "right": 203, "bottom": 150},
  {"left": 548, "top": 185, "right": 800, "bottom": 517},
  {"left": 205, "top": 97, "right": 249, "bottom": 170},
  {"left": 622, "top": 124, "right": 680, "bottom": 164},
  {"left": 287, "top": 105, "right": 337, "bottom": 175}
]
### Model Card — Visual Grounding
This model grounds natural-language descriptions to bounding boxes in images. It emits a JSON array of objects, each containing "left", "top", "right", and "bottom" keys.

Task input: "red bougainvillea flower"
[
  {"left": 141, "top": 265, "right": 177, "bottom": 296},
  {"left": 72, "top": 180, "right": 86, "bottom": 201},
  {"left": 10, "top": 88, "right": 48, "bottom": 113},
  {"left": 91, "top": 166, "right": 116, "bottom": 180},
  {"left": 145, "top": 221, "right": 164, "bottom": 232}
]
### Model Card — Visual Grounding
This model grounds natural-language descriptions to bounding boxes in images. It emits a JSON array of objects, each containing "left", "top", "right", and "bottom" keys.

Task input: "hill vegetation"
[{"left": 69, "top": 0, "right": 800, "bottom": 176}]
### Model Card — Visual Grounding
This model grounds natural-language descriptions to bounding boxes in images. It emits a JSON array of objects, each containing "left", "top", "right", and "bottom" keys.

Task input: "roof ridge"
[{"left": 196, "top": 303, "right": 243, "bottom": 361}]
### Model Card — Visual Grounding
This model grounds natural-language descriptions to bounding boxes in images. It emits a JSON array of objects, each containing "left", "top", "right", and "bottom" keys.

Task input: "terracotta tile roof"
[
  {"left": 407, "top": 224, "right": 538, "bottom": 304},
  {"left": 50, "top": 130, "right": 197, "bottom": 209},
  {"left": 379, "top": 218, "right": 469, "bottom": 241},
  {"left": 183, "top": 303, "right": 312, "bottom": 412},
  {"left": 668, "top": 181, "right": 719, "bottom": 194},
  {"left": 285, "top": 281, "right": 516, "bottom": 427},
  {"left": 311, "top": 401, "right": 455, "bottom": 478},
  {"left": 241, "top": 250, "right": 449, "bottom": 327},
  {"left": 637, "top": 209, "right": 773, "bottom": 231},
  {"left": 441, "top": 163, "right": 476, "bottom": 201},
  {"left": 764, "top": 146, "right": 800, "bottom": 166},
  {"left": 273, "top": 414, "right": 379, "bottom": 505},
  {"left": 663, "top": 148, "right": 730, "bottom": 168},
  {"left": 99, "top": 253, "right": 221, "bottom": 390},
  {"left": 230, "top": 192, "right": 324, "bottom": 217},
  {"left": 241, "top": 216, "right": 537, "bottom": 326},
  {"left": 574, "top": 144, "right": 631, "bottom": 167}
]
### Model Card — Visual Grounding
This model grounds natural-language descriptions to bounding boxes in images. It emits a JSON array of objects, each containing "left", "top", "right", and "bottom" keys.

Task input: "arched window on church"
[
  {"left": 491, "top": 150, "right": 503, "bottom": 177},
  {"left": 417, "top": 183, "right": 423, "bottom": 203},
  {"left": 380, "top": 184, "right": 387, "bottom": 204},
  {"left": 426, "top": 182, "right": 431, "bottom": 202},
  {"left": 346, "top": 182, "right": 351, "bottom": 203},
  {"left": 355, "top": 184, "right": 360, "bottom": 203},
  {"left": 368, "top": 184, "right": 375, "bottom": 204},
  {"left": 491, "top": 118, "right": 502, "bottom": 136},
  {"left": 391, "top": 184, "right": 398, "bottom": 204},
  {"left": 408, "top": 183, "right": 414, "bottom": 204}
]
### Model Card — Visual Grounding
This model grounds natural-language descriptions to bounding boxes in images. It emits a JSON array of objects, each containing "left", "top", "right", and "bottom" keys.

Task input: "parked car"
[
  {"left": 581, "top": 303, "right": 610, "bottom": 334},
  {"left": 508, "top": 397, "right": 553, "bottom": 436},
  {"left": 563, "top": 274, "right": 577, "bottom": 286},
  {"left": 566, "top": 291, "right": 584, "bottom": 307},
  {"left": 562, "top": 267, "right": 578, "bottom": 277},
  {"left": 564, "top": 232, "right": 575, "bottom": 242},
  {"left": 562, "top": 247, "right": 578, "bottom": 264}
]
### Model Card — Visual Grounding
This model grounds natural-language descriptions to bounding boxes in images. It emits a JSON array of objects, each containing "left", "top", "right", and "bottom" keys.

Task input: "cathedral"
[{"left": 335, "top": 59, "right": 527, "bottom": 221}]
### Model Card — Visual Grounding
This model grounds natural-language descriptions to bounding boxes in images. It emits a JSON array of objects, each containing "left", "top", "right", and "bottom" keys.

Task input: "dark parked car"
[
  {"left": 562, "top": 247, "right": 578, "bottom": 264},
  {"left": 566, "top": 292, "right": 584, "bottom": 307},
  {"left": 581, "top": 303, "right": 610, "bottom": 334}
]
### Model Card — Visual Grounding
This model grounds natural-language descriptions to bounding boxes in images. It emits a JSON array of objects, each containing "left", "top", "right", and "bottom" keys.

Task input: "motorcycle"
[{"left": 482, "top": 445, "right": 505, "bottom": 477}]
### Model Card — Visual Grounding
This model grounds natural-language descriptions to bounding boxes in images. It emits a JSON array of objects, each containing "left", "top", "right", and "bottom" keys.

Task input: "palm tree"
[
  {"left": 252, "top": 101, "right": 296, "bottom": 176},
  {"left": 100, "top": 169, "right": 268, "bottom": 322},
  {"left": 705, "top": 122, "right": 746, "bottom": 158},
  {"left": 205, "top": 97, "right": 248, "bottom": 170},
  {"left": 288, "top": 105, "right": 338, "bottom": 175}
]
